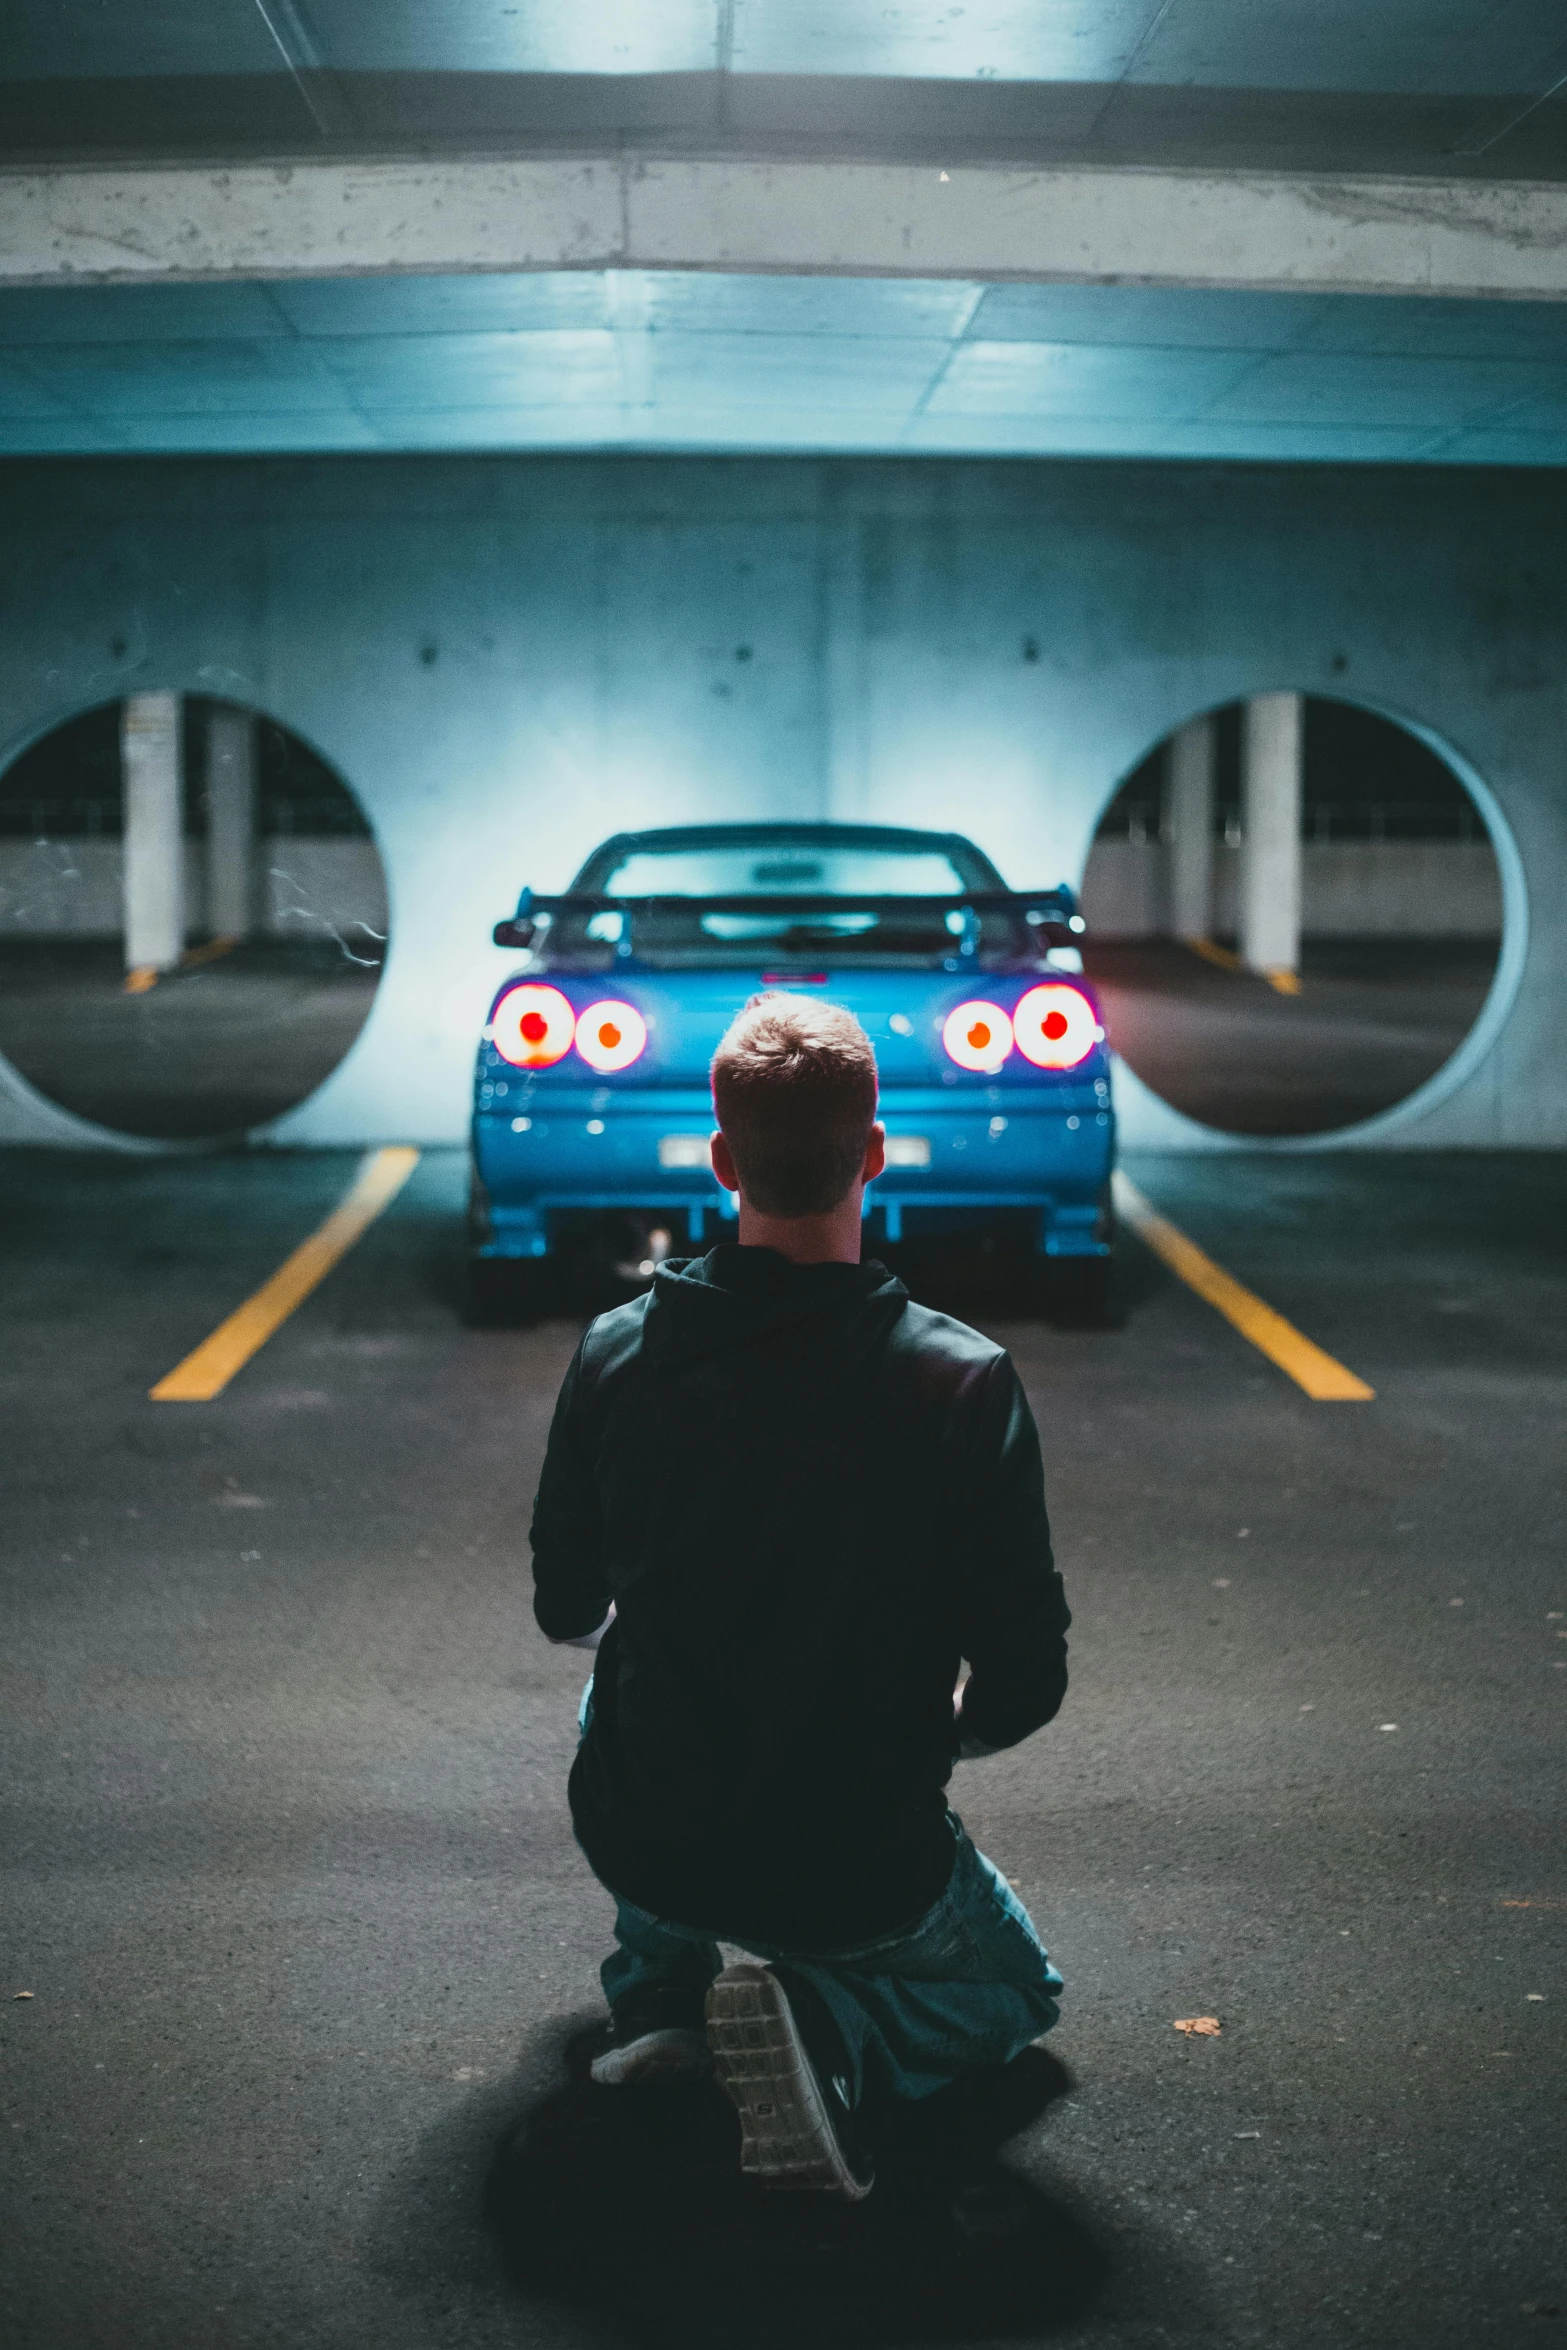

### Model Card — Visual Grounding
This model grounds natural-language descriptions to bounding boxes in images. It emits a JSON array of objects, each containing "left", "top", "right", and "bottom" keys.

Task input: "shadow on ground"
[
  {"left": 486, "top": 2025, "right": 1103, "bottom": 2347},
  {"left": 466, "top": 1248, "right": 1134, "bottom": 1336},
  {"left": 372, "top": 2016, "right": 1220, "bottom": 2348}
]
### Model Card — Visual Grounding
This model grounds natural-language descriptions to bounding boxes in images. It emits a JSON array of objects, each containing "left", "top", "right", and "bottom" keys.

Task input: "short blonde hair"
[{"left": 712, "top": 993, "right": 878, "bottom": 1217}]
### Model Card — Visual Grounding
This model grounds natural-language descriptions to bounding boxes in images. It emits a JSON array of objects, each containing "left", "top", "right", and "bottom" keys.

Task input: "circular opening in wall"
[
  {"left": 1078, "top": 696, "right": 1503, "bottom": 1138},
  {"left": 0, "top": 695, "right": 387, "bottom": 1141}
]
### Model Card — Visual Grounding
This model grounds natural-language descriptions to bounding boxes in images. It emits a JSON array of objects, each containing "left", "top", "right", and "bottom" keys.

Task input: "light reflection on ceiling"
[{"left": 1, "top": 274, "right": 1564, "bottom": 466}]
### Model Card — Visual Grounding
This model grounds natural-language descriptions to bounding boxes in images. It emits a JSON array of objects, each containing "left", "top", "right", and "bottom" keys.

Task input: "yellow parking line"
[
  {"left": 180, "top": 934, "right": 241, "bottom": 971},
  {"left": 1185, "top": 936, "right": 1243, "bottom": 972},
  {"left": 1112, "top": 1171, "right": 1374, "bottom": 1401},
  {"left": 150, "top": 1147, "right": 420, "bottom": 1402},
  {"left": 1186, "top": 938, "right": 1303, "bottom": 996},
  {"left": 123, "top": 937, "right": 241, "bottom": 995}
]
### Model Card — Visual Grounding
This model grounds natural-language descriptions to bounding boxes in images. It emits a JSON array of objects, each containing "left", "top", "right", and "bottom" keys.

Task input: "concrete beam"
[{"left": 4, "top": 154, "right": 1567, "bottom": 300}]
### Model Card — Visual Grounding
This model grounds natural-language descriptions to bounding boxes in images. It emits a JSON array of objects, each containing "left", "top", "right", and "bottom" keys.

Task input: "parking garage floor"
[
  {"left": 1085, "top": 941, "right": 1500, "bottom": 1137},
  {"left": 2, "top": 1145, "right": 1563, "bottom": 2350},
  {"left": 0, "top": 943, "right": 383, "bottom": 1139}
]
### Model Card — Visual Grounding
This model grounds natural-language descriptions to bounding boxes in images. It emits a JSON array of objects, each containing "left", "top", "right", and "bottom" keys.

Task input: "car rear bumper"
[{"left": 471, "top": 1085, "right": 1115, "bottom": 1259}]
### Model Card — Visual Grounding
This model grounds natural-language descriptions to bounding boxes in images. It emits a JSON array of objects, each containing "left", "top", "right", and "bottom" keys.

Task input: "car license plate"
[{"left": 658, "top": 1135, "right": 711, "bottom": 1168}]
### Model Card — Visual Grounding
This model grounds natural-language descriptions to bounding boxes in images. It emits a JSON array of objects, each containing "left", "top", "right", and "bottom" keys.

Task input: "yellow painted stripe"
[
  {"left": 150, "top": 1147, "right": 420, "bottom": 1402},
  {"left": 1185, "top": 939, "right": 1303, "bottom": 996},
  {"left": 180, "top": 934, "right": 240, "bottom": 971},
  {"left": 1112, "top": 1171, "right": 1374, "bottom": 1401},
  {"left": 1185, "top": 936, "right": 1242, "bottom": 973}
]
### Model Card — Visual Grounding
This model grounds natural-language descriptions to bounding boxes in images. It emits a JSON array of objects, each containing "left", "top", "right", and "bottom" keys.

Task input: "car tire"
[{"left": 467, "top": 1256, "right": 555, "bottom": 1327}]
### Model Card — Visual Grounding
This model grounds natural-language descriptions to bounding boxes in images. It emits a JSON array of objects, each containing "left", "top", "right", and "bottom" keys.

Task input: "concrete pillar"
[
  {"left": 823, "top": 514, "right": 867, "bottom": 821},
  {"left": 205, "top": 704, "right": 256, "bottom": 939},
  {"left": 121, "top": 691, "right": 184, "bottom": 974},
  {"left": 1166, "top": 713, "right": 1216, "bottom": 940},
  {"left": 1240, "top": 691, "right": 1303, "bottom": 974}
]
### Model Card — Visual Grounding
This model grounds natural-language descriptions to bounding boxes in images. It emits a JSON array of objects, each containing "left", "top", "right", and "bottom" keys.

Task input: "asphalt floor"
[
  {"left": 0, "top": 942, "right": 382, "bottom": 1138},
  {"left": 1, "top": 1144, "right": 1563, "bottom": 2350},
  {"left": 1083, "top": 940, "right": 1499, "bottom": 1136}
]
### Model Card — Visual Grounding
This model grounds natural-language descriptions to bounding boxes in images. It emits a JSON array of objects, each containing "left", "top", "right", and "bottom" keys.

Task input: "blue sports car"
[{"left": 468, "top": 822, "right": 1115, "bottom": 1315}]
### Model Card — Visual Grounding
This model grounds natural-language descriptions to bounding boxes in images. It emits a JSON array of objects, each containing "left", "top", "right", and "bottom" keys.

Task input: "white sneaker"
[
  {"left": 589, "top": 2026, "right": 713, "bottom": 2088},
  {"left": 705, "top": 1964, "right": 874, "bottom": 2200}
]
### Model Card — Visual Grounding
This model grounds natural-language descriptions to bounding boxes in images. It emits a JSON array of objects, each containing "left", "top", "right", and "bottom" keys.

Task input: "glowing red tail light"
[
  {"left": 491, "top": 983, "right": 576, "bottom": 1069},
  {"left": 575, "top": 999, "right": 648, "bottom": 1074},
  {"left": 1012, "top": 984, "right": 1099, "bottom": 1069},
  {"left": 942, "top": 1000, "right": 1014, "bottom": 1072}
]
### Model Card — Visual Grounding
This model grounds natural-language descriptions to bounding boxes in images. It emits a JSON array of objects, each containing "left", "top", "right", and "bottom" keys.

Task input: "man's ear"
[
  {"left": 863, "top": 1121, "right": 886, "bottom": 1183},
  {"left": 710, "top": 1128, "right": 741, "bottom": 1195}
]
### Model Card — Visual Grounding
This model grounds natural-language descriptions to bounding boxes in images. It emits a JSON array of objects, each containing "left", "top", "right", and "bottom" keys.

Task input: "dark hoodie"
[{"left": 529, "top": 1245, "right": 1070, "bottom": 1948}]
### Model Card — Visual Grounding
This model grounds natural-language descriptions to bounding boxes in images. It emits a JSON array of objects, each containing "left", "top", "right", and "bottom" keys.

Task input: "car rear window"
[
  {"left": 541, "top": 831, "right": 1033, "bottom": 972},
  {"left": 599, "top": 844, "right": 972, "bottom": 897}
]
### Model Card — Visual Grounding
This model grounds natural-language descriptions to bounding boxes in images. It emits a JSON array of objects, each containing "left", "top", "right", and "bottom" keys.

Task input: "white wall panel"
[{"left": 0, "top": 451, "right": 1556, "bottom": 1150}]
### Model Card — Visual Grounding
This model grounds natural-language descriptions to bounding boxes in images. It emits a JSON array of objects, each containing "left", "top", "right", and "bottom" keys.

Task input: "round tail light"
[
  {"left": 942, "top": 1000, "right": 1014, "bottom": 1072},
  {"left": 1012, "top": 983, "right": 1099, "bottom": 1069},
  {"left": 491, "top": 983, "right": 576, "bottom": 1068},
  {"left": 575, "top": 999, "right": 648, "bottom": 1074}
]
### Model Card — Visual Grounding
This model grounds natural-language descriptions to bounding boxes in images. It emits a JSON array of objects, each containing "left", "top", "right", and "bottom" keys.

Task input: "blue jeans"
[{"left": 584, "top": 1675, "right": 1062, "bottom": 2104}]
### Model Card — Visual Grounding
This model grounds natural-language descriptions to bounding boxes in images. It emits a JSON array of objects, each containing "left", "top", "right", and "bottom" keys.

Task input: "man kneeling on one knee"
[{"left": 530, "top": 991, "right": 1071, "bottom": 2200}]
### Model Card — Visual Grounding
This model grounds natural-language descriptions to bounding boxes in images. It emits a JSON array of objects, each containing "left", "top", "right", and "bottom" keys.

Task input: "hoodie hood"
[{"left": 641, "top": 1244, "right": 908, "bottom": 1377}]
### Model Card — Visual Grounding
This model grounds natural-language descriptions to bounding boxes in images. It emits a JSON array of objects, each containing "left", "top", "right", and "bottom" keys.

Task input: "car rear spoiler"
[{"left": 493, "top": 884, "right": 1084, "bottom": 950}]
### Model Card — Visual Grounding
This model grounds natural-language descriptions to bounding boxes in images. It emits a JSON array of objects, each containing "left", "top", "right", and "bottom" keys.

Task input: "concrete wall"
[
  {"left": 1082, "top": 840, "right": 1504, "bottom": 940},
  {"left": 0, "top": 839, "right": 388, "bottom": 941},
  {"left": 8, "top": 832, "right": 1493, "bottom": 949},
  {"left": 0, "top": 453, "right": 1558, "bottom": 1151}
]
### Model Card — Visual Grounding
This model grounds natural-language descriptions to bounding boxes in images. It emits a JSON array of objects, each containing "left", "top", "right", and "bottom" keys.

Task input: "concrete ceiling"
[
  {"left": 5, "top": 0, "right": 1566, "bottom": 175},
  {"left": 2, "top": 3, "right": 1564, "bottom": 467},
  {"left": 3, "top": 273, "right": 1564, "bottom": 466},
  {"left": 14, "top": 0, "right": 1565, "bottom": 86}
]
